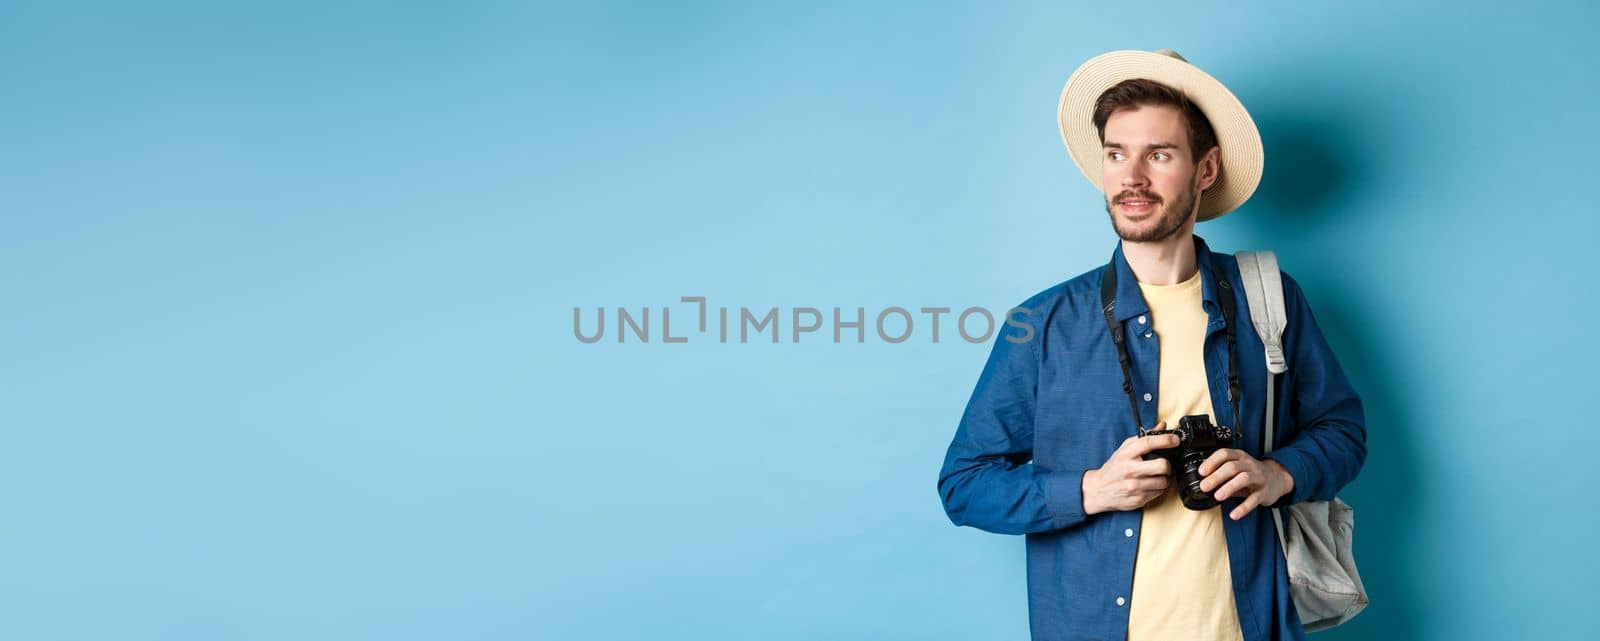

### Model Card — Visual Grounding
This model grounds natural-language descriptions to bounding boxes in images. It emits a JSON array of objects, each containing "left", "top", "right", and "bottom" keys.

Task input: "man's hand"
[
  {"left": 1197, "top": 449, "right": 1296, "bottom": 521},
  {"left": 1081, "top": 424, "right": 1179, "bottom": 515}
]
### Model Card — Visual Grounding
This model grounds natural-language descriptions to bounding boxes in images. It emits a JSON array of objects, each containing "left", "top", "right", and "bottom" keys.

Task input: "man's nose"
[
  {"left": 1120, "top": 162, "right": 1145, "bottom": 187},
  {"left": 1120, "top": 163, "right": 1149, "bottom": 188}
]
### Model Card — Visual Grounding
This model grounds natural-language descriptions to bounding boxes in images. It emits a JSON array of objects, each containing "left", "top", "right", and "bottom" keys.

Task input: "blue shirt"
[{"left": 936, "top": 235, "right": 1366, "bottom": 641}]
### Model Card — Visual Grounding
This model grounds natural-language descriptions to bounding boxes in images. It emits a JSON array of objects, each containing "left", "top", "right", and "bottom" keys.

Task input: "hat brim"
[{"left": 1057, "top": 50, "right": 1263, "bottom": 222}]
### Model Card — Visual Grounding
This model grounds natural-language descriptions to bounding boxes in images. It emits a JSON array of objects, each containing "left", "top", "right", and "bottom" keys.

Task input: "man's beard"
[{"left": 1104, "top": 183, "right": 1198, "bottom": 243}]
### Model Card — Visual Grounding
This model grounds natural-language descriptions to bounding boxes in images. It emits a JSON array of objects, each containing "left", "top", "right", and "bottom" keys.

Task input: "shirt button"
[
  {"left": 1137, "top": 315, "right": 1147, "bottom": 325},
  {"left": 1142, "top": 393, "right": 1152, "bottom": 402},
  {"left": 1124, "top": 528, "right": 1134, "bottom": 537},
  {"left": 1116, "top": 596, "right": 1127, "bottom": 606},
  {"left": 1143, "top": 331, "right": 1153, "bottom": 339}
]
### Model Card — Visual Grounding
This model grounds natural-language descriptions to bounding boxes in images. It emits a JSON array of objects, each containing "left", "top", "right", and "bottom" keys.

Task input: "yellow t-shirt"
[{"left": 1125, "top": 270, "right": 1244, "bottom": 641}]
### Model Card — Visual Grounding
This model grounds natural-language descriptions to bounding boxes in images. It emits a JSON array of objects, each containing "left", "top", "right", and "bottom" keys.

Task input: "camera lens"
[{"left": 1179, "top": 449, "right": 1220, "bottom": 510}]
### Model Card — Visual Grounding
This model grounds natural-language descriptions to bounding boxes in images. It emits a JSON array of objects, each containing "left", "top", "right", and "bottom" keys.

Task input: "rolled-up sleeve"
[
  {"left": 1264, "top": 272, "right": 1368, "bottom": 508},
  {"left": 937, "top": 313, "right": 1090, "bottom": 534}
]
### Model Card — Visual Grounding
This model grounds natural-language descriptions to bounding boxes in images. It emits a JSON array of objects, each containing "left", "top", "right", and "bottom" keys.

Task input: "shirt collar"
[{"left": 1108, "top": 234, "right": 1224, "bottom": 322}]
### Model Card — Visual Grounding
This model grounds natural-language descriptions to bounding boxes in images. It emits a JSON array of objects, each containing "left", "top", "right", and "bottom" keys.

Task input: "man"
[{"left": 936, "top": 50, "right": 1366, "bottom": 641}]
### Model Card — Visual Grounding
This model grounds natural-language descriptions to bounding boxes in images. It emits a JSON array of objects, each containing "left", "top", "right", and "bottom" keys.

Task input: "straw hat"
[{"left": 1056, "top": 49, "right": 1263, "bottom": 221}]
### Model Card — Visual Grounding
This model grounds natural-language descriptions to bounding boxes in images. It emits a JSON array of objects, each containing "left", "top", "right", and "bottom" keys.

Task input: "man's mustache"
[{"left": 1114, "top": 191, "right": 1161, "bottom": 204}]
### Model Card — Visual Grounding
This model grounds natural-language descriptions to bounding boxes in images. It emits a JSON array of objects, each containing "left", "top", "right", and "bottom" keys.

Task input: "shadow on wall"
[{"left": 1244, "top": 106, "right": 1425, "bottom": 640}]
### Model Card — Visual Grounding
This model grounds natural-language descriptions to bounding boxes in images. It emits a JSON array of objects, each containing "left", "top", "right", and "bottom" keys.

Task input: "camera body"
[{"left": 1139, "top": 414, "right": 1237, "bottom": 511}]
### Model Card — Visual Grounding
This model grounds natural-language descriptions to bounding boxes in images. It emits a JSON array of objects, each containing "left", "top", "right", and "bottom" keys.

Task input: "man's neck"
[{"left": 1122, "top": 229, "right": 1198, "bottom": 285}]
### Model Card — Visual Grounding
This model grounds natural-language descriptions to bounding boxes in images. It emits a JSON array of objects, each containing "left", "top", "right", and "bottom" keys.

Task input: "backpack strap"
[
  {"left": 1235, "top": 250, "right": 1287, "bottom": 454},
  {"left": 1236, "top": 249, "right": 1292, "bottom": 541}
]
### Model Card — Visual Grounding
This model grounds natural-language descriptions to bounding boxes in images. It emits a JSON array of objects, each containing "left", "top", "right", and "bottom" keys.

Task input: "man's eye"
[
  {"left": 1107, "top": 151, "right": 1124, "bottom": 160},
  {"left": 1151, "top": 152, "right": 1170, "bottom": 161}
]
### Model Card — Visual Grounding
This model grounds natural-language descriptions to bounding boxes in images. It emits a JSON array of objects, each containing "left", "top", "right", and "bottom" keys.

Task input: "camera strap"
[{"left": 1099, "top": 253, "right": 1240, "bottom": 434}]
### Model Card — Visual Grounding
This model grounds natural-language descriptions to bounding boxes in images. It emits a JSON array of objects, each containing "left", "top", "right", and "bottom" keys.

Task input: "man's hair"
[{"left": 1091, "top": 78, "right": 1219, "bottom": 163}]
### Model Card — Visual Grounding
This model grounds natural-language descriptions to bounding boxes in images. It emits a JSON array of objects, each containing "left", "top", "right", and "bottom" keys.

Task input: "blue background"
[{"left": 3, "top": 1, "right": 1595, "bottom": 639}]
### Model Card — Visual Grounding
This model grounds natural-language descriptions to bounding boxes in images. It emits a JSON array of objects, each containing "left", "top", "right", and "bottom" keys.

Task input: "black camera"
[{"left": 1140, "top": 414, "right": 1237, "bottom": 511}]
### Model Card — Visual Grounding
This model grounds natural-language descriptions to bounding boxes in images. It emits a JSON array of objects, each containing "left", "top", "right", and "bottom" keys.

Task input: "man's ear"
[{"left": 1196, "top": 146, "right": 1221, "bottom": 192}]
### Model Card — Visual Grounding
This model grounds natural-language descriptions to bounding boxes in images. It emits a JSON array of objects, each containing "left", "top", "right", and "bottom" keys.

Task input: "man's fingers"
[
  {"left": 1131, "top": 457, "right": 1172, "bottom": 478},
  {"left": 1212, "top": 471, "right": 1257, "bottom": 501},
  {"left": 1127, "top": 433, "right": 1181, "bottom": 458},
  {"left": 1199, "top": 448, "right": 1243, "bottom": 476},
  {"left": 1229, "top": 492, "right": 1265, "bottom": 521},
  {"left": 1200, "top": 461, "right": 1240, "bottom": 492},
  {"left": 1119, "top": 422, "right": 1168, "bottom": 452}
]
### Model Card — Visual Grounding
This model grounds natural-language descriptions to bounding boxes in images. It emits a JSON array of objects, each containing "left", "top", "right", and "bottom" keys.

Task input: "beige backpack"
[{"left": 1236, "top": 251, "right": 1370, "bottom": 632}]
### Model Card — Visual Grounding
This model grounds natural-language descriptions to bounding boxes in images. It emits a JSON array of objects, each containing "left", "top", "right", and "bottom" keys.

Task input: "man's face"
[{"left": 1099, "top": 104, "right": 1218, "bottom": 243}]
